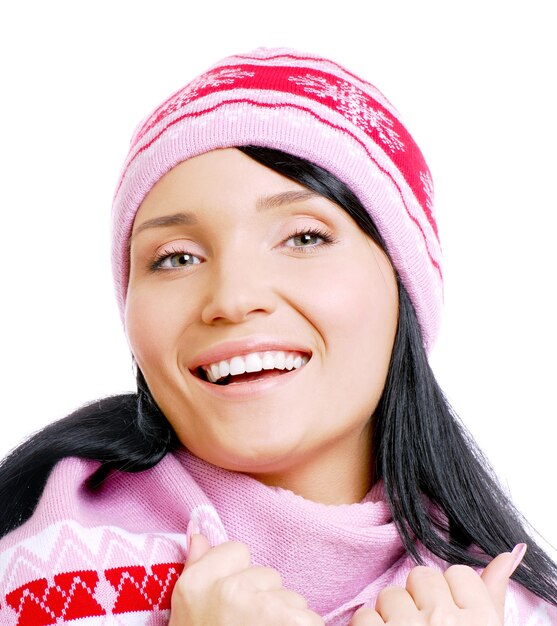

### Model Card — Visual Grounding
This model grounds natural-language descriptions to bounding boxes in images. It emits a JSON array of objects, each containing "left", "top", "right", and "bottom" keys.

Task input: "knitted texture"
[
  {"left": 111, "top": 47, "right": 443, "bottom": 350},
  {"left": 1, "top": 451, "right": 555, "bottom": 625}
]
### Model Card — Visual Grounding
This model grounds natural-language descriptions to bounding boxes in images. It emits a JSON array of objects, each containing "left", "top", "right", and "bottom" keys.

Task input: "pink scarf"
[{"left": 0, "top": 449, "right": 554, "bottom": 625}]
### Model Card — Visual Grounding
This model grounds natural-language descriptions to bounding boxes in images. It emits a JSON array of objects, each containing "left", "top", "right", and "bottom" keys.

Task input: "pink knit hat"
[{"left": 112, "top": 47, "right": 443, "bottom": 350}]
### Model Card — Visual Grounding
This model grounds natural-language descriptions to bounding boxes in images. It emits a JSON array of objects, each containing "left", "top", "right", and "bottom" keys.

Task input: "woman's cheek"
[
  {"left": 296, "top": 254, "right": 396, "bottom": 337},
  {"left": 125, "top": 287, "right": 170, "bottom": 371}
]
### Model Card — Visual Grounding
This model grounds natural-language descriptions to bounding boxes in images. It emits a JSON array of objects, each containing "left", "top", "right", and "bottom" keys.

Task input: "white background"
[{"left": 0, "top": 1, "right": 555, "bottom": 558}]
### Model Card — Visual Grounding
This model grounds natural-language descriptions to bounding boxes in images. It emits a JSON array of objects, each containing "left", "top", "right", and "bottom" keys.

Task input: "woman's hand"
[
  {"left": 168, "top": 524, "right": 325, "bottom": 626},
  {"left": 350, "top": 544, "right": 526, "bottom": 625}
]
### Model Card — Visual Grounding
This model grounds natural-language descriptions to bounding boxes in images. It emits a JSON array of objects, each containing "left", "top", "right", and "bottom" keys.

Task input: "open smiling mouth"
[{"left": 194, "top": 351, "right": 310, "bottom": 386}]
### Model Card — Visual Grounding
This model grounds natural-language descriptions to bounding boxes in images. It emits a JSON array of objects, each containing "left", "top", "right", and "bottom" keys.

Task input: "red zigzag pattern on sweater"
[{"left": 3, "top": 562, "right": 183, "bottom": 625}]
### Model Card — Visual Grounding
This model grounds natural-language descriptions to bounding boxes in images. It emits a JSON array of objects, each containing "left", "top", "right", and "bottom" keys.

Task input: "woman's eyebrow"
[
  {"left": 132, "top": 212, "right": 198, "bottom": 239},
  {"left": 256, "top": 190, "right": 321, "bottom": 211},
  {"left": 132, "top": 190, "right": 321, "bottom": 239}
]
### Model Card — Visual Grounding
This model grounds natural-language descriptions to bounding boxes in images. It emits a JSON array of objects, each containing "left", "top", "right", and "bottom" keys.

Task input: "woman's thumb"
[
  {"left": 481, "top": 544, "right": 527, "bottom": 617},
  {"left": 185, "top": 520, "right": 211, "bottom": 567}
]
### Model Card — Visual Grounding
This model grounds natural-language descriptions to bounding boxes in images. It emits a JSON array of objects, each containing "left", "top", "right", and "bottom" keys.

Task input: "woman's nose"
[{"left": 200, "top": 252, "right": 277, "bottom": 325}]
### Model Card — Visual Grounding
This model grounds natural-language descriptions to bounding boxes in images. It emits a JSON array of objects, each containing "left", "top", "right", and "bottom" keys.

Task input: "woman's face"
[{"left": 127, "top": 148, "right": 398, "bottom": 501}]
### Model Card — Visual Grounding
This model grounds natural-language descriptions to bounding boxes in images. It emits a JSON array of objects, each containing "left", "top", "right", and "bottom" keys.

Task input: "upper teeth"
[{"left": 201, "top": 350, "right": 309, "bottom": 383}]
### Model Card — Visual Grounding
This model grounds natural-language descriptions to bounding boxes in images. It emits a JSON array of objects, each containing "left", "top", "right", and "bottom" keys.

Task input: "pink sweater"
[{"left": 0, "top": 449, "right": 555, "bottom": 625}]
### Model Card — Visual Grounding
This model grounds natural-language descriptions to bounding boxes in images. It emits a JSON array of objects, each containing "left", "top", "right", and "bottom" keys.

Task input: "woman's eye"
[
  {"left": 150, "top": 250, "right": 202, "bottom": 271},
  {"left": 285, "top": 228, "right": 335, "bottom": 250}
]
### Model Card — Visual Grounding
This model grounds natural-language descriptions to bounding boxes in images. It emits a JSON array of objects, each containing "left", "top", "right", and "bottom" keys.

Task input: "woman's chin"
[{"left": 187, "top": 437, "right": 311, "bottom": 477}]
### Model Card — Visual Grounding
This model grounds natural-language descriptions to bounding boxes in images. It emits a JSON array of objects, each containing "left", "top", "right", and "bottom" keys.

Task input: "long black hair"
[{"left": 1, "top": 146, "right": 556, "bottom": 606}]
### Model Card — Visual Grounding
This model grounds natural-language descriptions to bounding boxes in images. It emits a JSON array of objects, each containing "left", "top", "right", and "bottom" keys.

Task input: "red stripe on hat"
[{"left": 232, "top": 52, "right": 391, "bottom": 98}]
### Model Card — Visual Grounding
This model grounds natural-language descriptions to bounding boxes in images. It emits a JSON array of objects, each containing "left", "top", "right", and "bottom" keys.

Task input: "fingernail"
[
  {"left": 186, "top": 519, "right": 200, "bottom": 552},
  {"left": 509, "top": 543, "right": 527, "bottom": 575}
]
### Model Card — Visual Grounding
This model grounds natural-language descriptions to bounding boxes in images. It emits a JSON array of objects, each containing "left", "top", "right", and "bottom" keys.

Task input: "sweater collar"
[{"left": 177, "top": 449, "right": 406, "bottom": 617}]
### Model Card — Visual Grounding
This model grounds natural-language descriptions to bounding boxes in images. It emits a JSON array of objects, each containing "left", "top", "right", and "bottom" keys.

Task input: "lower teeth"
[{"left": 213, "top": 370, "right": 288, "bottom": 385}]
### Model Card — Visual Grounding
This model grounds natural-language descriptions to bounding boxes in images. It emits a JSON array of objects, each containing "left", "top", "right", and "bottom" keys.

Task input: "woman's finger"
[
  {"left": 269, "top": 588, "right": 309, "bottom": 610},
  {"left": 375, "top": 585, "right": 418, "bottom": 621},
  {"left": 481, "top": 544, "right": 527, "bottom": 617},
  {"left": 185, "top": 528, "right": 211, "bottom": 567},
  {"left": 350, "top": 605, "right": 385, "bottom": 626},
  {"left": 444, "top": 563, "right": 491, "bottom": 608},
  {"left": 405, "top": 565, "right": 454, "bottom": 610},
  {"left": 223, "top": 565, "right": 283, "bottom": 592},
  {"left": 183, "top": 538, "right": 252, "bottom": 581}
]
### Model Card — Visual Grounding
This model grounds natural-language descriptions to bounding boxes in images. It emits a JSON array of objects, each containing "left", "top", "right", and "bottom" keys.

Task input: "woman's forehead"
[{"left": 132, "top": 149, "right": 345, "bottom": 229}]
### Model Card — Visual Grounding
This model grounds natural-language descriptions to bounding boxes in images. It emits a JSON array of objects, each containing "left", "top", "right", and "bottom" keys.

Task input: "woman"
[{"left": 0, "top": 47, "right": 555, "bottom": 625}]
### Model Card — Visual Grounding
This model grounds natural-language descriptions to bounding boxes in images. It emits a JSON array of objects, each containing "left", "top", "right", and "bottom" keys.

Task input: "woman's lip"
[
  {"left": 191, "top": 364, "right": 305, "bottom": 399},
  {"left": 188, "top": 337, "right": 312, "bottom": 370}
]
